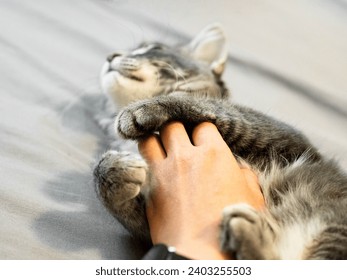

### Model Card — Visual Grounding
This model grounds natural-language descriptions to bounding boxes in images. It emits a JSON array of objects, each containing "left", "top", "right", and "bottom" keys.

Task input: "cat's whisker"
[{"left": 152, "top": 69, "right": 161, "bottom": 94}]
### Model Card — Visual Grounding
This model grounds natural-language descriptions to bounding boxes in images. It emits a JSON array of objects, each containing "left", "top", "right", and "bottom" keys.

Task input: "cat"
[{"left": 93, "top": 24, "right": 347, "bottom": 259}]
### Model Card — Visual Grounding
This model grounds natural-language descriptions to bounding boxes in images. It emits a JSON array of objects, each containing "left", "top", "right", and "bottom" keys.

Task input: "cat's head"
[{"left": 100, "top": 23, "right": 229, "bottom": 108}]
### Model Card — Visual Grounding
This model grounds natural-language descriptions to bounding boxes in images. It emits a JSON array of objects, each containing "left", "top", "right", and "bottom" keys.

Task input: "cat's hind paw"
[{"left": 220, "top": 203, "right": 277, "bottom": 260}]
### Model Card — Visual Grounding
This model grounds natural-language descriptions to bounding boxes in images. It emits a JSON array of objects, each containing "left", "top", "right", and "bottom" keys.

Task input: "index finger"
[{"left": 138, "top": 134, "right": 166, "bottom": 162}]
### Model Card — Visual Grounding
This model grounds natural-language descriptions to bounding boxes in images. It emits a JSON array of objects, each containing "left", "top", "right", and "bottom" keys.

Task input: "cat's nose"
[{"left": 107, "top": 52, "right": 122, "bottom": 62}]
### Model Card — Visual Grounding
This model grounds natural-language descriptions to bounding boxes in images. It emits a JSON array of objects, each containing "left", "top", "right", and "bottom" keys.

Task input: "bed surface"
[{"left": 1, "top": 0, "right": 346, "bottom": 259}]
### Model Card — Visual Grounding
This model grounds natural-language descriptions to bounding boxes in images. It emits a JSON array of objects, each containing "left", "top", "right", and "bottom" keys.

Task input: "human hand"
[{"left": 139, "top": 122, "right": 264, "bottom": 259}]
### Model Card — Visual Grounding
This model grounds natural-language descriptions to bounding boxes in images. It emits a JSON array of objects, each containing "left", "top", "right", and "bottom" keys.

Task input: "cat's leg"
[
  {"left": 116, "top": 95, "right": 321, "bottom": 167},
  {"left": 220, "top": 203, "right": 278, "bottom": 259},
  {"left": 93, "top": 151, "right": 151, "bottom": 241},
  {"left": 116, "top": 95, "right": 215, "bottom": 140},
  {"left": 306, "top": 225, "right": 347, "bottom": 259}
]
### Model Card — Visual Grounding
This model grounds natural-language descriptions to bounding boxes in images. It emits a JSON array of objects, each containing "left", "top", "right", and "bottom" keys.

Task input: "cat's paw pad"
[
  {"left": 220, "top": 203, "right": 272, "bottom": 259},
  {"left": 93, "top": 151, "right": 147, "bottom": 208},
  {"left": 116, "top": 99, "right": 169, "bottom": 139}
]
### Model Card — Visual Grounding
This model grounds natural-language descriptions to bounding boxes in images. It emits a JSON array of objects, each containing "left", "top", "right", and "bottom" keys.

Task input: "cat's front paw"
[
  {"left": 116, "top": 95, "right": 218, "bottom": 139},
  {"left": 220, "top": 204, "right": 277, "bottom": 260},
  {"left": 94, "top": 151, "right": 147, "bottom": 208},
  {"left": 93, "top": 150, "right": 151, "bottom": 240},
  {"left": 116, "top": 99, "right": 170, "bottom": 139}
]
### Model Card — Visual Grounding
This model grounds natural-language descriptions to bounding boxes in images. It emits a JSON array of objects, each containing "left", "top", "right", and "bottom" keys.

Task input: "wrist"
[
  {"left": 150, "top": 219, "right": 229, "bottom": 260},
  {"left": 152, "top": 234, "right": 228, "bottom": 260}
]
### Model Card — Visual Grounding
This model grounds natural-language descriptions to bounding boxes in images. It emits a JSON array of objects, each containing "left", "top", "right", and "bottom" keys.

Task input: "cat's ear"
[{"left": 187, "top": 23, "right": 228, "bottom": 75}]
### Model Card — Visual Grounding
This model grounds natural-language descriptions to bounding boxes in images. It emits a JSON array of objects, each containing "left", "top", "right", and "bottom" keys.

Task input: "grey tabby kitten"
[{"left": 94, "top": 24, "right": 347, "bottom": 259}]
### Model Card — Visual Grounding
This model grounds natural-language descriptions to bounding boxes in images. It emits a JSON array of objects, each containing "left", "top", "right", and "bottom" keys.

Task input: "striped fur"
[{"left": 94, "top": 24, "right": 347, "bottom": 259}]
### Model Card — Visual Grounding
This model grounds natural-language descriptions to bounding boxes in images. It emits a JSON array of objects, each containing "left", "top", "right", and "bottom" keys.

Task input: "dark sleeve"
[{"left": 142, "top": 244, "right": 191, "bottom": 260}]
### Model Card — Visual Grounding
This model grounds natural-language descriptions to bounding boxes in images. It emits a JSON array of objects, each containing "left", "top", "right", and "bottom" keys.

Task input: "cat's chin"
[
  {"left": 101, "top": 74, "right": 141, "bottom": 109},
  {"left": 100, "top": 62, "right": 162, "bottom": 108}
]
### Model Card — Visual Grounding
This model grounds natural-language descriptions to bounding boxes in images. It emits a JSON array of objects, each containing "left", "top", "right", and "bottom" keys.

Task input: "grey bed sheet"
[{"left": 1, "top": 0, "right": 346, "bottom": 259}]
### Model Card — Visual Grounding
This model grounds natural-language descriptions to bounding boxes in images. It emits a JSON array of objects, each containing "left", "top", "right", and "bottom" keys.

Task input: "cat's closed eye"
[
  {"left": 149, "top": 45, "right": 163, "bottom": 50},
  {"left": 107, "top": 52, "right": 122, "bottom": 62}
]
